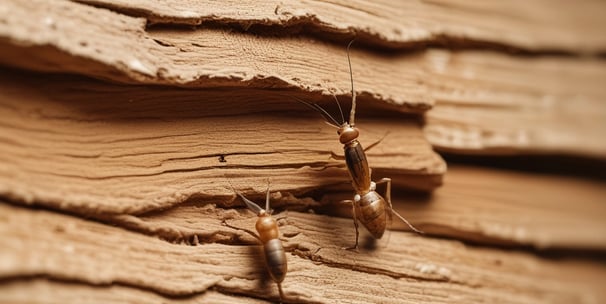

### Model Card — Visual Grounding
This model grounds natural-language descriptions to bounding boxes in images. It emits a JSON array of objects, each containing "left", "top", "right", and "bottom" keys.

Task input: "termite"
[
  {"left": 297, "top": 41, "right": 422, "bottom": 250},
  {"left": 224, "top": 181, "right": 287, "bottom": 301}
]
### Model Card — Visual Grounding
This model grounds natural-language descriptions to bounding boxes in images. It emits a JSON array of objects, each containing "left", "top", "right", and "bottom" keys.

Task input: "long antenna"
[
  {"left": 265, "top": 178, "right": 271, "bottom": 213},
  {"left": 332, "top": 93, "right": 345, "bottom": 125},
  {"left": 346, "top": 40, "right": 356, "bottom": 126},
  {"left": 227, "top": 179, "right": 264, "bottom": 215}
]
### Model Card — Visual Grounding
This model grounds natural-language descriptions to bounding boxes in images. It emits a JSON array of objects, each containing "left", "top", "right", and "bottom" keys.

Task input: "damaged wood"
[
  {"left": 1, "top": 203, "right": 605, "bottom": 303},
  {"left": 2, "top": 0, "right": 605, "bottom": 158},
  {"left": 1, "top": 1, "right": 605, "bottom": 303},
  {"left": 0, "top": 0, "right": 431, "bottom": 111},
  {"left": 0, "top": 69, "right": 444, "bottom": 215},
  {"left": 73, "top": 0, "right": 606, "bottom": 54},
  {"left": 106, "top": 164, "right": 606, "bottom": 253}
]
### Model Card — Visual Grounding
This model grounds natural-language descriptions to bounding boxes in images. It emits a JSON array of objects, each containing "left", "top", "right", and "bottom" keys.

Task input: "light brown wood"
[
  {"left": 0, "top": 68, "right": 444, "bottom": 215},
  {"left": 0, "top": 0, "right": 431, "bottom": 111},
  {"left": 424, "top": 50, "right": 606, "bottom": 158},
  {"left": 1, "top": 1, "right": 606, "bottom": 303},
  {"left": 2, "top": 203, "right": 605, "bottom": 304},
  {"left": 73, "top": 0, "right": 606, "bottom": 53},
  {"left": 323, "top": 165, "right": 606, "bottom": 251},
  {"left": 2, "top": 0, "right": 605, "bottom": 158},
  {"left": 100, "top": 164, "right": 606, "bottom": 252},
  {"left": 0, "top": 280, "right": 269, "bottom": 304}
]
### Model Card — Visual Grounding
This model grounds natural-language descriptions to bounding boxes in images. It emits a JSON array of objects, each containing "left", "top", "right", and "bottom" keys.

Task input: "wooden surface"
[
  {"left": 325, "top": 165, "right": 606, "bottom": 251},
  {"left": 423, "top": 50, "right": 606, "bottom": 158},
  {"left": 1, "top": 1, "right": 606, "bottom": 303},
  {"left": 0, "top": 68, "right": 443, "bottom": 215},
  {"left": 1, "top": 0, "right": 604, "bottom": 157},
  {"left": 2, "top": 203, "right": 605, "bottom": 304},
  {"left": 74, "top": 0, "right": 606, "bottom": 53}
]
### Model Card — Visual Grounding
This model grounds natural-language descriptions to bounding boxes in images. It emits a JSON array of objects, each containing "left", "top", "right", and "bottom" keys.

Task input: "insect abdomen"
[
  {"left": 263, "top": 239, "right": 287, "bottom": 283},
  {"left": 355, "top": 191, "right": 387, "bottom": 239}
]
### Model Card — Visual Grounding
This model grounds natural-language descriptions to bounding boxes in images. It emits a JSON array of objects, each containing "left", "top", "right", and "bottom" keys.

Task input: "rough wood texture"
[
  {"left": 2, "top": 1, "right": 606, "bottom": 303},
  {"left": 325, "top": 165, "right": 606, "bottom": 251},
  {"left": 102, "top": 164, "right": 606, "bottom": 252},
  {"left": 2, "top": 203, "right": 605, "bottom": 304},
  {"left": 0, "top": 0, "right": 431, "bottom": 111},
  {"left": 1, "top": 280, "right": 268, "bottom": 304},
  {"left": 2, "top": 0, "right": 604, "bottom": 158},
  {"left": 73, "top": 0, "right": 606, "bottom": 53},
  {"left": 0, "top": 68, "right": 444, "bottom": 215}
]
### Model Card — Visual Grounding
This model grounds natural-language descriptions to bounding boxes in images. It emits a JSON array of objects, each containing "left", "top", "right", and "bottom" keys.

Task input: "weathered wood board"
[{"left": 1, "top": 203, "right": 605, "bottom": 304}]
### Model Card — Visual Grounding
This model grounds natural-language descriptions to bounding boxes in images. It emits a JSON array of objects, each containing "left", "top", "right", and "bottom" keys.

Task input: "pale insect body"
[
  {"left": 297, "top": 41, "right": 422, "bottom": 249},
  {"left": 228, "top": 182, "right": 287, "bottom": 301}
]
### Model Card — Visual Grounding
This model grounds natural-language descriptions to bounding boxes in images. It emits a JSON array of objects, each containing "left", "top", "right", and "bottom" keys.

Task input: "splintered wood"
[
  {"left": 0, "top": 0, "right": 605, "bottom": 303},
  {"left": 2, "top": 204, "right": 605, "bottom": 303}
]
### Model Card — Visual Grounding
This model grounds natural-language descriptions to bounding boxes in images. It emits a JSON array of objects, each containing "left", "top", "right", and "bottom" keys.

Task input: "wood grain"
[
  {"left": 0, "top": 0, "right": 431, "bottom": 111},
  {"left": 323, "top": 165, "right": 606, "bottom": 251},
  {"left": 424, "top": 50, "right": 606, "bottom": 158},
  {"left": 0, "top": 279, "right": 269, "bottom": 304},
  {"left": 2, "top": 203, "right": 605, "bottom": 304},
  {"left": 73, "top": 0, "right": 606, "bottom": 53},
  {"left": 0, "top": 68, "right": 444, "bottom": 215},
  {"left": 103, "top": 164, "right": 606, "bottom": 252},
  {"left": 2, "top": 0, "right": 605, "bottom": 158}
]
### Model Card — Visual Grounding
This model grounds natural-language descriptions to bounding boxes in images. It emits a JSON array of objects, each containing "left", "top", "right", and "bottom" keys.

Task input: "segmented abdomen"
[
  {"left": 263, "top": 238, "right": 287, "bottom": 283},
  {"left": 355, "top": 191, "right": 387, "bottom": 239}
]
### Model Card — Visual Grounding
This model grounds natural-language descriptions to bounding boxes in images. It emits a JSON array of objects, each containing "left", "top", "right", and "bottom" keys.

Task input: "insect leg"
[
  {"left": 277, "top": 282, "right": 285, "bottom": 303},
  {"left": 363, "top": 131, "right": 390, "bottom": 152},
  {"left": 376, "top": 178, "right": 424, "bottom": 234},
  {"left": 221, "top": 220, "right": 262, "bottom": 242},
  {"left": 341, "top": 199, "right": 360, "bottom": 250}
]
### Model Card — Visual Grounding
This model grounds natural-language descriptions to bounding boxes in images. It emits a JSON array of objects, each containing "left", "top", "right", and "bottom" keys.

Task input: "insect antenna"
[
  {"left": 292, "top": 96, "right": 341, "bottom": 127},
  {"left": 346, "top": 40, "right": 356, "bottom": 126},
  {"left": 331, "top": 93, "right": 345, "bottom": 125},
  {"left": 226, "top": 179, "right": 265, "bottom": 215},
  {"left": 265, "top": 178, "right": 271, "bottom": 215}
]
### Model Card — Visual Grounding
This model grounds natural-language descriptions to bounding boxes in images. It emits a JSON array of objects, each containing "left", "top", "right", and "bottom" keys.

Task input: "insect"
[
  {"left": 224, "top": 181, "right": 287, "bottom": 301},
  {"left": 297, "top": 41, "right": 422, "bottom": 249}
]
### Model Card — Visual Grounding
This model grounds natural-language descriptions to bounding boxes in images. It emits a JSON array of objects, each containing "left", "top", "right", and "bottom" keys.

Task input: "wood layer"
[
  {"left": 0, "top": 68, "right": 444, "bottom": 215},
  {"left": 73, "top": 0, "right": 606, "bottom": 53},
  {"left": 2, "top": 203, "right": 605, "bottom": 304},
  {"left": 104, "top": 164, "right": 606, "bottom": 252},
  {"left": 0, "top": 0, "right": 431, "bottom": 111},
  {"left": 2, "top": 0, "right": 605, "bottom": 158},
  {"left": 424, "top": 50, "right": 606, "bottom": 158},
  {"left": 0, "top": 280, "right": 268, "bottom": 304},
  {"left": 322, "top": 165, "right": 606, "bottom": 251}
]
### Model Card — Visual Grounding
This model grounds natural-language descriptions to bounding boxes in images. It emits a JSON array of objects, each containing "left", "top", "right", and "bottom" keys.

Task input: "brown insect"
[
  {"left": 225, "top": 181, "right": 287, "bottom": 301},
  {"left": 297, "top": 41, "right": 422, "bottom": 249}
]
